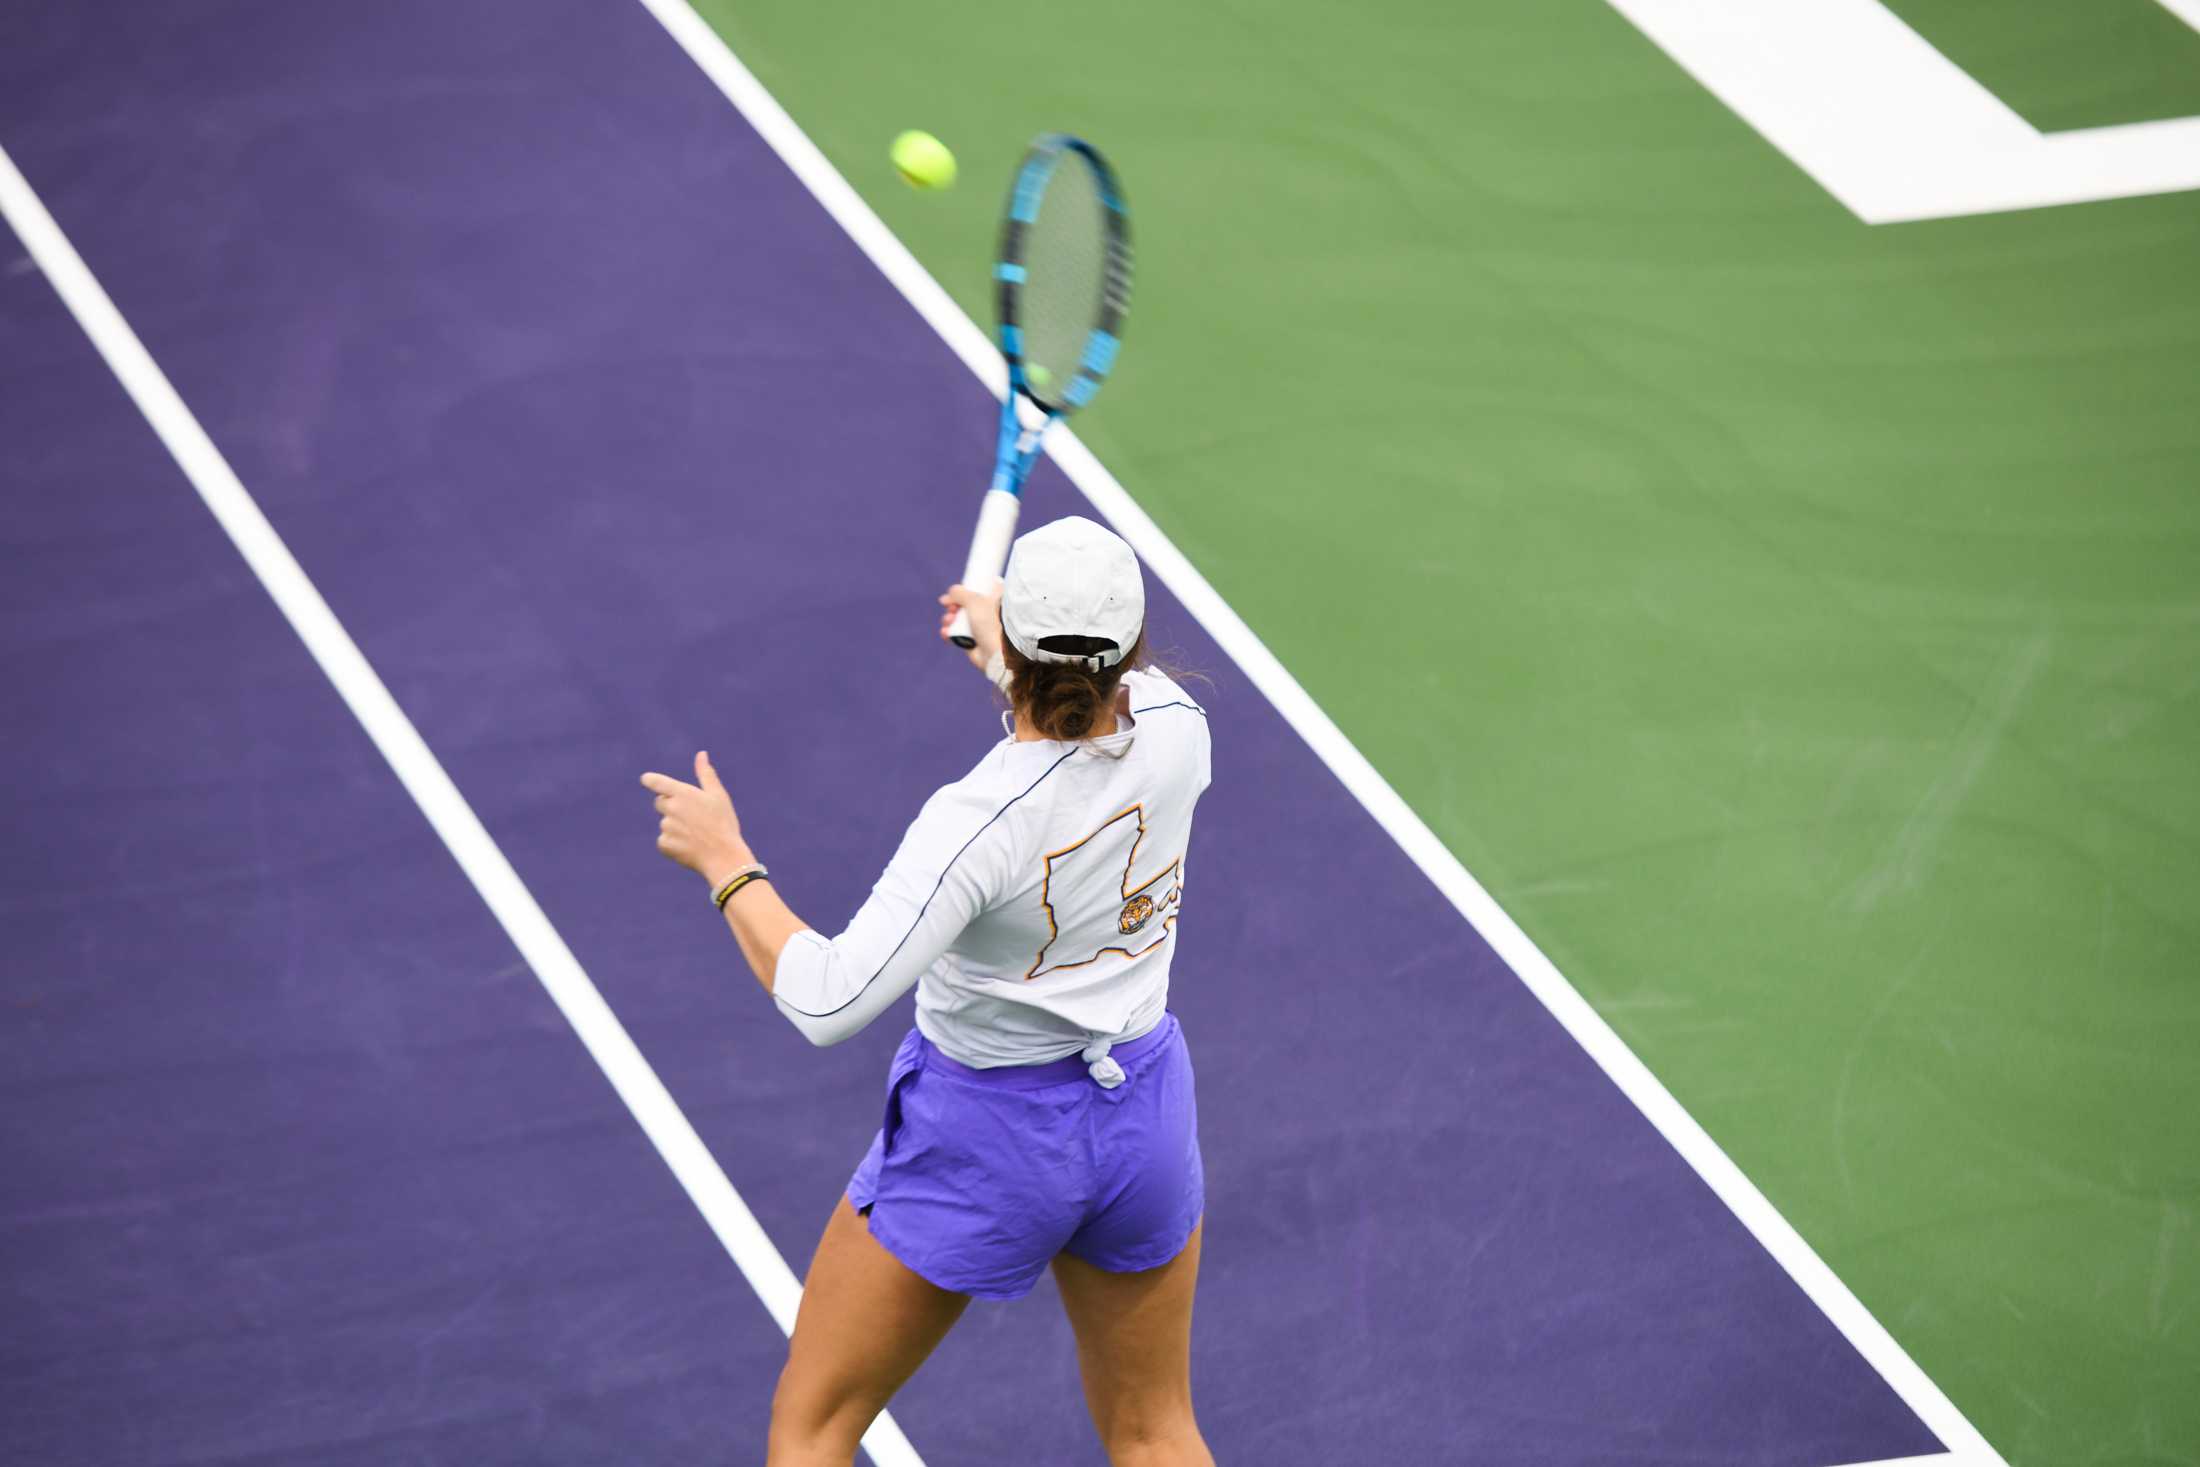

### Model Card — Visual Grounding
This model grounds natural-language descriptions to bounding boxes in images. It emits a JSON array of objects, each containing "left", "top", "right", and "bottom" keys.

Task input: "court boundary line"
[
  {"left": 0, "top": 142, "right": 922, "bottom": 1467},
  {"left": 633, "top": 3, "right": 2006, "bottom": 1463}
]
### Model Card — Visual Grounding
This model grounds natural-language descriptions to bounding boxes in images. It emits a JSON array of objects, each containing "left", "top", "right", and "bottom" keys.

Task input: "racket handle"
[{"left": 946, "top": 488, "right": 1023, "bottom": 649}]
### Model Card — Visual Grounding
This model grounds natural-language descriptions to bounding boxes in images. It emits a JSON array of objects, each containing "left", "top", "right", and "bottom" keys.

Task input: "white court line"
[
  {"left": 632, "top": 2, "right": 2008, "bottom": 1464},
  {"left": 0, "top": 143, "right": 922, "bottom": 1467},
  {"left": 1605, "top": 0, "right": 2200, "bottom": 222},
  {"left": 2158, "top": 0, "right": 2200, "bottom": 35}
]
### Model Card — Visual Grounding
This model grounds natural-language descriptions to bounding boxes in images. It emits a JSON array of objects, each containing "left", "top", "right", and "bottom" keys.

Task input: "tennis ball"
[
  {"left": 1026, "top": 363, "right": 1053, "bottom": 389},
  {"left": 890, "top": 130, "right": 956, "bottom": 191}
]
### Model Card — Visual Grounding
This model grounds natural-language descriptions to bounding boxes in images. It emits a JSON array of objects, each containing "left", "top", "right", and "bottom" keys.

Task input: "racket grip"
[{"left": 947, "top": 489, "right": 1022, "bottom": 649}]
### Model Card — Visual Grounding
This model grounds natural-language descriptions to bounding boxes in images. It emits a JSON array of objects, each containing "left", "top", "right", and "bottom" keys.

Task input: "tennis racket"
[{"left": 945, "top": 133, "right": 1133, "bottom": 648}]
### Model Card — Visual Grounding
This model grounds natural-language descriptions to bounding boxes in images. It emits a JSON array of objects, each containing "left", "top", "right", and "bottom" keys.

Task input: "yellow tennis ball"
[{"left": 890, "top": 130, "right": 957, "bottom": 191}]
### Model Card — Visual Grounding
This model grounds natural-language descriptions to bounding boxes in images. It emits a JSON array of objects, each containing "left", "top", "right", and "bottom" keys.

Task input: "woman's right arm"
[{"left": 940, "top": 582, "right": 1005, "bottom": 680}]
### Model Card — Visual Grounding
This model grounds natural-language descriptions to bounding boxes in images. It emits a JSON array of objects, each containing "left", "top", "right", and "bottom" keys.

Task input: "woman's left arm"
[
  {"left": 641, "top": 751, "right": 805, "bottom": 993},
  {"left": 642, "top": 752, "right": 995, "bottom": 1047}
]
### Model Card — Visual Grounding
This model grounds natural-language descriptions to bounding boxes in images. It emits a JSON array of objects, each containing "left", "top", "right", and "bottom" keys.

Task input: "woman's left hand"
[{"left": 640, "top": 751, "right": 748, "bottom": 879}]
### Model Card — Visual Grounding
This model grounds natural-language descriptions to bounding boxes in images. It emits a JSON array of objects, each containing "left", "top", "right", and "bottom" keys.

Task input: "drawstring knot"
[{"left": 1081, "top": 1039, "right": 1126, "bottom": 1089}]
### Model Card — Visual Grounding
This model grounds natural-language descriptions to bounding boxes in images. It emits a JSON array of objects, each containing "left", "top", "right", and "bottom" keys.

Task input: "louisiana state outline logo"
[{"left": 1118, "top": 893, "right": 1157, "bottom": 936}]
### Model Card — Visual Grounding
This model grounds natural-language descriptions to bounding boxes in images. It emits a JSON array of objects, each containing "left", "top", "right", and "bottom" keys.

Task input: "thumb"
[{"left": 695, "top": 750, "right": 723, "bottom": 792}]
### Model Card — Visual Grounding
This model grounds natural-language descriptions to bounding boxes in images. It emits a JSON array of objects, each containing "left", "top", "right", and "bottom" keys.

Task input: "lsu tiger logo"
[{"left": 1118, "top": 893, "right": 1157, "bottom": 935}]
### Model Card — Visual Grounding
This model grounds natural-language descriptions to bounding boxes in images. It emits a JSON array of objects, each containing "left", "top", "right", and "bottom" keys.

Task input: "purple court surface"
[{"left": 2, "top": 3, "right": 1948, "bottom": 1463}]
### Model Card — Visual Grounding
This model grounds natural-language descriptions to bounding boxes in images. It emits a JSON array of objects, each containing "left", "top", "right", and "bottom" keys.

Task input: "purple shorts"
[{"left": 846, "top": 1014, "right": 1203, "bottom": 1300}]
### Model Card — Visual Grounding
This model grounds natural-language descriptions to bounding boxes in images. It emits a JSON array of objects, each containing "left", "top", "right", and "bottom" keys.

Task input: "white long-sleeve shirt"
[{"left": 771, "top": 669, "right": 1211, "bottom": 1068}]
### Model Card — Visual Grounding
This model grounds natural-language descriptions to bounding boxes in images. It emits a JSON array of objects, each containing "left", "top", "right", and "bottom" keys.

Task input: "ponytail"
[{"left": 1002, "top": 634, "right": 1146, "bottom": 740}]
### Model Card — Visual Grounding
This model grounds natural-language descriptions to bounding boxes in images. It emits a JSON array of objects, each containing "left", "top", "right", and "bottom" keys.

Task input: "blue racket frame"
[
  {"left": 946, "top": 133, "right": 1132, "bottom": 649},
  {"left": 988, "top": 133, "right": 1133, "bottom": 499}
]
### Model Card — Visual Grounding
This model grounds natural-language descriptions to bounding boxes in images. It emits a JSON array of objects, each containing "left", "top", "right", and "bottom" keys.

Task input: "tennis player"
[{"left": 642, "top": 516, "right": 1215, "bottom": 1467}]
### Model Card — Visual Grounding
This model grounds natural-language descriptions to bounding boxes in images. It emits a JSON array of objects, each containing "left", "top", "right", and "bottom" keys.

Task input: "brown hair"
[{"left": 1002, "top": 633, "right": 1148, "bottom": 741}]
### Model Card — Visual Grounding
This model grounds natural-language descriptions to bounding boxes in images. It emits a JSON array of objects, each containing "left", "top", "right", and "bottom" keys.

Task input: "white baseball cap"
[{"left": 1000, "top": 516, "right": 1145, "bottom": 671}]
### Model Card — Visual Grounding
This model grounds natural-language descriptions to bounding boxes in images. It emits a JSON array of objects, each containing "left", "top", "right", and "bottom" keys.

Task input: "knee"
[
  {"left": 766, "top": 1362, "right": 867, "bottom": 1466},
  {"left": 765, "top": 1414, "right": 864, "bottom": 1467},
  {"left": 1095, "top": 1406, "right": 1210, "bottom": 1467}
]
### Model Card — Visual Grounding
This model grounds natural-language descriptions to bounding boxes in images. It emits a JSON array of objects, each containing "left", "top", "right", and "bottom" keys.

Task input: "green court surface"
[
  {"left": 694, "top": 2, "right": 2199, "bottom": 1461},
  {"left": 1884, "top": 0, "right": 2200, "bottom": 132}
]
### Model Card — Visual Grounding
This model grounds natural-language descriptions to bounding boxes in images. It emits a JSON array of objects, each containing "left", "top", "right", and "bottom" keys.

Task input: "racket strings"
[{"left": 1018, "top": 159, "right": 1108, "bottom": 407}]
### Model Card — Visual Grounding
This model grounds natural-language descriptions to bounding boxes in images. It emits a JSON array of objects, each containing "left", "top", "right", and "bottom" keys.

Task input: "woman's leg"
[
  {"left": 769, "top": 1196, "right": 969, "bottom": 1467},
  {"left": 1050, "top": 1224, "right": 1214, "bottom": 1467}
]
